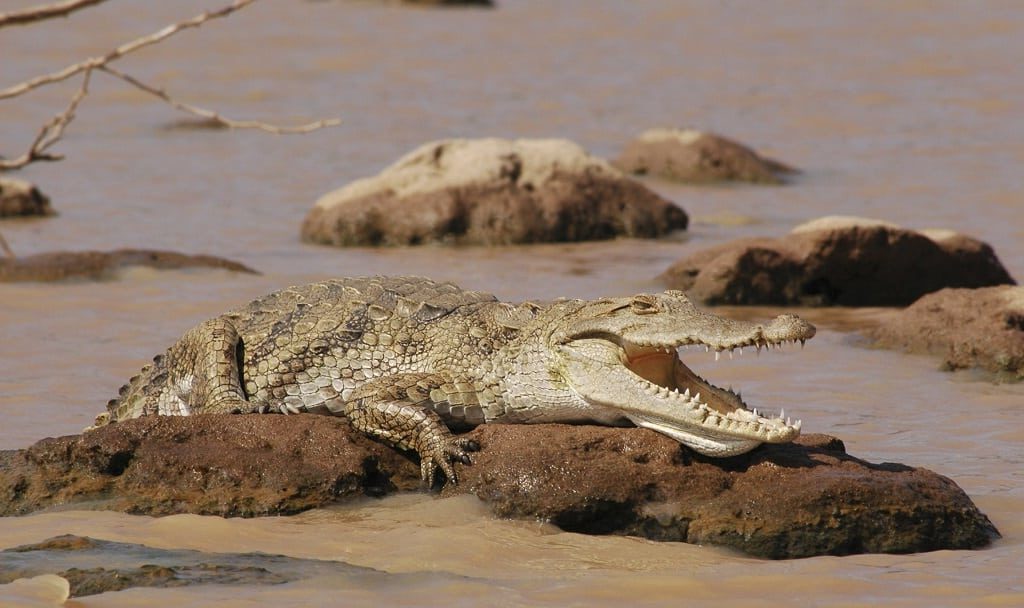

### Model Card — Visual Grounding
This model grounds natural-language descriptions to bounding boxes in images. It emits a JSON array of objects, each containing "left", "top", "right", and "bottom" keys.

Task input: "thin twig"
[
  {"left": 0, "top": 230, "right": 14, "bottom": 259},
  {"left": 0, "top": 69, "right": 92, "bottom": 171},
  {"left": 0, "top": 0, "right": 256, "bottom": 100},
  {"left": 0, "top": 0, "right": 107, "bottom": 28},
  {"left": 99, "top": 65, "right": 341, "bottom": 134}
]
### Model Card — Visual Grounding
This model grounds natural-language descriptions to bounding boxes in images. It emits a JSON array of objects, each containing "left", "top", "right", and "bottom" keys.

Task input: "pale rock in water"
[{"left": 301, "top": 138, "right": 688, "bottom": 246}]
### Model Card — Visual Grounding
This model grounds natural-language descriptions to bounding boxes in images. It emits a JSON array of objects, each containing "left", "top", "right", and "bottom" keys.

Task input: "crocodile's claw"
[
  {"left": 278, "top": 402, "right": 303, "bottom": 415},
  {"left": 247, "top": 402, "right": 301, "bottom": 415},
  {"left": 421, "top": 437, "right": 480, "bottom": 488}
]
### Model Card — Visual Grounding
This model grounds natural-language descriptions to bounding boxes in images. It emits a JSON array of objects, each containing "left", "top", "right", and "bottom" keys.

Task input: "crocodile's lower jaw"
[{"left": 631, "top": 417, "right": 763, "bottom": 456}]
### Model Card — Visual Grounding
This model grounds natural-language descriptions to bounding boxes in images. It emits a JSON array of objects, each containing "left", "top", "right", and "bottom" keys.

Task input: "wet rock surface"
[
  {"left": 0, "top": 248, "right": 258, "bottom": 282},
  {"left": 0, "top": 415, "right": 998, "bottom": 559},
  {"left": 0, "top": 177, "right": 53, "bottom": 217},
  {"left": 302, "top": 138, "right": 688, "bottom": 246},
  {"left": 454, "top": 425, "right": 998, "bottom": 558},
  {"left": 660, "top": 216, "right": 1015, "bottom": 306},
  {"left": 865, "top": 285, "right": 1024, "bottom": 381},
  {"left": 613, "top": 128, "right": 797, "bottom": 184}
]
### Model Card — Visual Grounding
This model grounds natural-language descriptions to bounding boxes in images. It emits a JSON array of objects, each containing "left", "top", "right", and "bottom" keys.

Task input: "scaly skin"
[{"left": 88, "top": 276, "right": 816, "bottom": 486}]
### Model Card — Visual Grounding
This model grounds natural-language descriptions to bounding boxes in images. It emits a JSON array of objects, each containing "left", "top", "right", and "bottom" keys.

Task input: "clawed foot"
[{"left": 420, "top": 437, "right": 480, "bottom": 488}]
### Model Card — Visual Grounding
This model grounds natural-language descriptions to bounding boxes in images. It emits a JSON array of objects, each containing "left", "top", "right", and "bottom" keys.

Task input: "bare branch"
[
  {"left": 0, "top": 69, "right": 92, "bottom": 171},
  {"left": 0, "top": 0, "right": 256, "bottom": 100},
  {"left": 0, "top": 0, "right": 340, "bottom": 170},
  {"left": 0, "top": 0, "right": 107, "bottom": 28},
  {"left": 99, "top": 65, "right": 341, "bottom": 134}
]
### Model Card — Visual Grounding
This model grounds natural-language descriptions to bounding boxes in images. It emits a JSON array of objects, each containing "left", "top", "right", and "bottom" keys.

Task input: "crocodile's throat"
[{"left": 561, "top": 338, "right": 803, "bottom": 457}]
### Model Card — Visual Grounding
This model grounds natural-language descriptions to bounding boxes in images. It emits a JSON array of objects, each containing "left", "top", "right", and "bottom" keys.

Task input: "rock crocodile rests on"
[{"left": 89, "top": 277, "right": 816, "bottom": 485}]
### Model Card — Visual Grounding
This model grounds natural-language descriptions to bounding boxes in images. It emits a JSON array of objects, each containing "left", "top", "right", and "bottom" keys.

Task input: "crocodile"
[{"left": 88, "top": 276, "right": 816, "bottom": 485}]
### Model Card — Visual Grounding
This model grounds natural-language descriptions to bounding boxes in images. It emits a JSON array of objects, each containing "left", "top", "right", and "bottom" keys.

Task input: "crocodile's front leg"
[{"left": 340, "top": 373, "right": 480, "bottom": 487}]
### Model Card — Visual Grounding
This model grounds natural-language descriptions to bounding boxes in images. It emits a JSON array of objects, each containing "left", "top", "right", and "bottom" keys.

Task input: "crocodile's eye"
[{"left": 630, "top": 295, "right": 659, "bottom": 314}]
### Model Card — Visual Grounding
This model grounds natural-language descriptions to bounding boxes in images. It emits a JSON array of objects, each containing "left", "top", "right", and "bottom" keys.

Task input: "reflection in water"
[{"left": 0, "top": 0, "right": 1022, "bottom": 605}]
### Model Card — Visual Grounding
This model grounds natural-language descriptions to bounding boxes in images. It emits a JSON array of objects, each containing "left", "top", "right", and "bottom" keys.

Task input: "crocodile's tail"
[{"left": 85, "top": 353, "right": 168, "bottom": 431}]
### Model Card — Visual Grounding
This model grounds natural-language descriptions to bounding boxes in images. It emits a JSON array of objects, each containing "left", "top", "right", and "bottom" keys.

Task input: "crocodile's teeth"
[
  {"left": 714, "top": 351, "right": 720, "bottom": 361},
  {"left": 682, "top": 388, "right": 691, "bottom": 399}
]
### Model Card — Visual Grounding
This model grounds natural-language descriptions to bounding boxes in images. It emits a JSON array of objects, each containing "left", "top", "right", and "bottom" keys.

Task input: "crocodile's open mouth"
[
  {"left": 560, "top": 335, "right": 806, "bottom": 457},
  {"left": 621, "top": 341, "right": 802, "bottom": 452}
]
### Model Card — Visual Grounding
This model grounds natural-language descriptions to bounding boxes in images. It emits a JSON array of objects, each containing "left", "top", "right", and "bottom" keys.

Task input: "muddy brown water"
[{"left": 1, "top": 1, "right": 1022, "bottom": 605}]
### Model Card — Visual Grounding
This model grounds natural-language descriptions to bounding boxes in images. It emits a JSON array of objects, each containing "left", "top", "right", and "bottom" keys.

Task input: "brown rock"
[
  {"left": 452, "top": 425, "right": 997, "bottom": 558},
  {"left": 0, "top": 416, "right": 418, "bottom": 518},
  {"left": 301, "top": 138, "right": 688, "bottom": 246},
  {"left": 660, "top": 217, "right": 1015, "bottom": 306},
  {"left": 865, "top": 286, "right": 1024, "bottom": 381},
  {"left": 0, "top": 415, "right": 998, "bottom": 559},
  {"left": 0, "top": 249, "right": 258, "bottom": 282},
  {"left": 0, "top": 177, "right": 54, "bottom": 217},
  {"left": 613, "top": 128, "right": 798, "bottom": 184}
]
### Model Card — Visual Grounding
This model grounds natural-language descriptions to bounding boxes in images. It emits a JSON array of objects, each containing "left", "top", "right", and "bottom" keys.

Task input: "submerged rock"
[
  {"left": 0, "top": 534, "right": 388, "bottom": 598},
  {"left": 0, "top": 177, "right": 53, "bottom": 218},
  {"left": 865, "top": 285, "right": 1024, "bottom": 381},
  {"left": 0, "top": 249, "right": 258, "bottom": 282},
  {"left": 660, "top": 216, "right": 1015, "bottom": 306},
  {"left": 301, "top": 138, "right": 688, "bottom": 246},
  {"left": 400, "top": 0, "right": 493, "bottom": 6},
  {"left": 613, "top": 128, "right": 797, "bottom": 184},
  {"left": 0, "top": 415, "right": 998, "bottom": 559}
]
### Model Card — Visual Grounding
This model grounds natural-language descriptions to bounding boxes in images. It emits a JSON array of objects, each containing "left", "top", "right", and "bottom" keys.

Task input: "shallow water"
[{"left": 1, "top": 0, "right": 1022, "bottom": 605}]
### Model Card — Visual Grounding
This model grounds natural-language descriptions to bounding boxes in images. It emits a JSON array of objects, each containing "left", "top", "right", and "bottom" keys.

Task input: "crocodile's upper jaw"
[{"left": 553, "top": 294, "right": 815, "bottom": 457}]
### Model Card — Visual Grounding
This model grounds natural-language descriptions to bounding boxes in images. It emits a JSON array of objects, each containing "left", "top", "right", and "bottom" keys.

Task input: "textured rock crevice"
[{"left": 0, "top": 415, "right": 999, "bottom": 559}]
